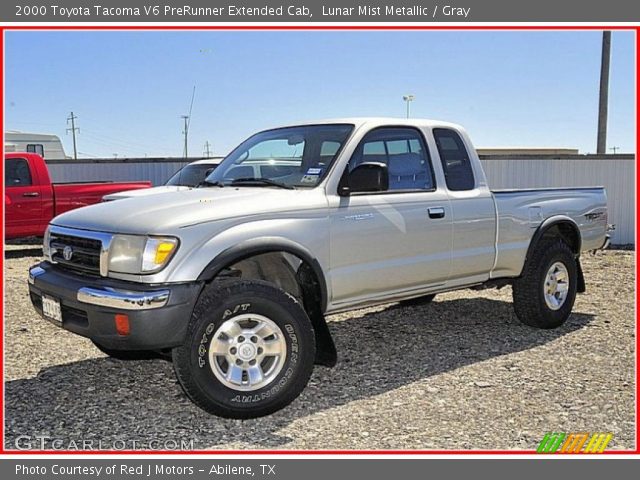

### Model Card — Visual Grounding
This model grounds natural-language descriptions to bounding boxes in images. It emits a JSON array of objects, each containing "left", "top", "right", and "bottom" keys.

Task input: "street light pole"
[{"left": 402, "top": 94, "right": 415, "bottom": 118}]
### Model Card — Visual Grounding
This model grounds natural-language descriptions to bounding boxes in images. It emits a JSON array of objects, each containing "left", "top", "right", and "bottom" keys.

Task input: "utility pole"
[
  {"left": 403, "top": 94, "right": 415, "bottom": 118},
  {"left": 181, "top": 85, "right": 196, "bottom": 159},
  {"left": 181, "top": 115, "right": 189, "bottom": 158},
  {"left": 203, "top": 141, "right": 212, "bottom": 157},
  {"left": 66, "top": 111, "right": 79, "bottom": 160},
  {"left": 597, "top": 31, "right": 611, "bottom": 154},
  {"left": 609, "top": 146, "right": 619, "bottom": 154}
]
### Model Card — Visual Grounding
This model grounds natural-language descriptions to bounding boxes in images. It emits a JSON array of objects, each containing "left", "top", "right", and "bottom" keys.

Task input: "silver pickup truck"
[{"left": 28, "top": 118, "right": 610, "bottom": 418}]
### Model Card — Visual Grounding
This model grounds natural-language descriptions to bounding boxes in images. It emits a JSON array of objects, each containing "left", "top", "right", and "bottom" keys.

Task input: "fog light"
[{"left": 115, "top": 314, "right": 130, "bottom": 336}]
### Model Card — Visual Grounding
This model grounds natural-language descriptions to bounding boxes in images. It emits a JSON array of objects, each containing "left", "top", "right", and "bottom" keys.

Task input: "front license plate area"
[{"left": 42, "top": 294, "right": 62, "bottom": 326}]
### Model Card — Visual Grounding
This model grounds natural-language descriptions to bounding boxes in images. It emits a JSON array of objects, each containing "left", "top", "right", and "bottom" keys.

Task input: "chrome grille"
[{"left": 48, "top": 226, "right": 112, "bottom": 276}]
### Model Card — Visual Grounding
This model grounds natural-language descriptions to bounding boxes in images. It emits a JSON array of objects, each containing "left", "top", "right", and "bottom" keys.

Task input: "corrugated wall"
[
  {"left": 46, "top": 159, "right": 197, "bottom": 186},
  {"left": 481, "top": 157, "right": 635, "bottom": 245},
  {"left": 46, "top": 155, "right": 636, "bottom": 245}
]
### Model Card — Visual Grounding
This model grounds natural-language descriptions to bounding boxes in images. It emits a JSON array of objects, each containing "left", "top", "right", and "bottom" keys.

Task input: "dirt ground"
[{"left": 3, "top": 244, "right": 636, "bottom": 451}]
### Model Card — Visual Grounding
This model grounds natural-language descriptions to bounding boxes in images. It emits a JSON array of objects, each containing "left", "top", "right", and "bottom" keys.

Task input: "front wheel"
[
  {"left": 512, "top": 238, "right": 578, "bottom": 329},
  {"left": 172, "top": 280, "right": 316, "bottom": 418}
]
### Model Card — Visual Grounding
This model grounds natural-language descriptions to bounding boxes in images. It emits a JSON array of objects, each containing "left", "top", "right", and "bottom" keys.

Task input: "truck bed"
[{"left": 490, "top": 186, "right": 608, "bottom": 279}]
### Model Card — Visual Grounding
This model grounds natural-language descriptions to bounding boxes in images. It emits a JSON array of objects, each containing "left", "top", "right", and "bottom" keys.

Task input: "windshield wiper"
[
  {"left": 198, "top": 180, "right": 225, "bottom": 188},
  {"left": 230, "top": 177, "right": 295, "bottom": 190}
]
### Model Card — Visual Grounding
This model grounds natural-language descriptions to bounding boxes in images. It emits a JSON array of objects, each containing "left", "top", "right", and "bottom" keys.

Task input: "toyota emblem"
[{"left": 62, "top": 245, "right": 73, "bottom": 261}]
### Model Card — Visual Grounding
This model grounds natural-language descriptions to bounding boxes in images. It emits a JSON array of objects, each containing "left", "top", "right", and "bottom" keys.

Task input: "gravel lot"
[{"left": 4, "top": 244, "right": 636, "bottom": 451}]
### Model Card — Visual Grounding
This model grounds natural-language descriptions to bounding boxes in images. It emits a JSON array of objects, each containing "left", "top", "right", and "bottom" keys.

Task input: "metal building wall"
[
  {"left": 45, "top": 155, "right": 635, "bottom": 245},
  {"left": 481, "top": 156, "right": 635, "bottom": 245},
  {"left": 45, "top": 159, "right": 197, "bottom": 186}
]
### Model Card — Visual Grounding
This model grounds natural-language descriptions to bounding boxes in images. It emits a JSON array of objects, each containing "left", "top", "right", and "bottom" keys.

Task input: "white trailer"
[{"left": 4, "top": 131, "right": 68, "bottom": 159}]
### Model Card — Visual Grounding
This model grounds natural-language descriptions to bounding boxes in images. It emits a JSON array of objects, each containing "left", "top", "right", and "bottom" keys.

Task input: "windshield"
[
  {"left": 204, "top": 124, "right": 354, "bottom": 189},
  {"left": 166, "top": 163, "right": 218, "bottom": 187}
]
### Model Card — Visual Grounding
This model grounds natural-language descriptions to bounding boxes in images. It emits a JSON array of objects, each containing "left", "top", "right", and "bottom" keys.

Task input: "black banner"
[{"left": 3, "top": 0, "right": 640, "bottom": 22}]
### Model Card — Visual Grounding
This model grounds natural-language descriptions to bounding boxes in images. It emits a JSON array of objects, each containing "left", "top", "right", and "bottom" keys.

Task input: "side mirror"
[{"left": 338, "top": 162, "right": 389, "bottom": 196}]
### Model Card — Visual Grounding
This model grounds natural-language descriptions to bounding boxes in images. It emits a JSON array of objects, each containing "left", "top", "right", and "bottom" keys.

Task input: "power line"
[
  {"left": 80, "top": 130, "right": 164, "bottom": 155},
  {"left": 77, "top": 151, "right": 100, "bottom": 158},
  {"left": 79, "top": 115, "right": 178, "bottom": 150},
  {"left": 81, "top": 128, "right": 171, "bottom": 151},
  {"left": 66, "top": 111, "right": 79, "bottom": 160}
]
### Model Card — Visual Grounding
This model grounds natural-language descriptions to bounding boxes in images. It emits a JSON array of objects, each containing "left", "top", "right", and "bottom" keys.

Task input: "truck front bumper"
[{"left": 28, "top": 263, "right": 203, "bottom": 351}]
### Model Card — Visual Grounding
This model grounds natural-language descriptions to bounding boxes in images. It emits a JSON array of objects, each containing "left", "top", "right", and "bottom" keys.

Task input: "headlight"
[
  {"left": 108, "top": 235, "right": 179, "bottom": 274},
  {"left": 42, "top": 226, "right": 51, "bottom": 261}
]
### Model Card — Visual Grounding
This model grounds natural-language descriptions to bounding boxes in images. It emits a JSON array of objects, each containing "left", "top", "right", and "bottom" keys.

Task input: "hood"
[
  {"left": 52, "top": 187, "right": 327, "bottom": 234},
  {"left": 102, "top": 185, "right": 188, "bottom": 201}
]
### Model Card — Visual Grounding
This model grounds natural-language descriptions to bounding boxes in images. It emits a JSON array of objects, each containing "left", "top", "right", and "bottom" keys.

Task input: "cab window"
[
  {"left": 433, "top": 128, "right": 475, "bottom": 191},
  {"left": 6, "top": 158, "right": 33, "bottom": 187},
  {"left": 348, "top": 127, "right": 435, "bottom": 191}
]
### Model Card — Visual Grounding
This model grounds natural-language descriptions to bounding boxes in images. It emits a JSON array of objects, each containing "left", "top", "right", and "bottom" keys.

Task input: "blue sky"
[{"left": 4, "top": 30, "right": 636, "bottom": 157}]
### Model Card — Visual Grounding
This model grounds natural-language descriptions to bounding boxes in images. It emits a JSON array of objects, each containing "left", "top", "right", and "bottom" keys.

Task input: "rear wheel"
[
  {"left": 172, "top": 280, "right": 316, "bottom": 418},
  {"left": 512, "top": 238, "right": 578, "bottom": 329}
]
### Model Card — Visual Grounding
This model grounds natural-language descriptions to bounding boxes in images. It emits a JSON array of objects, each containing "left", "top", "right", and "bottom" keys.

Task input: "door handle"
[
  {"left": 428, "top": 207, "right": 445, "bottom": 219},
  {"left": 22, "top": 192, "right": 40, "bottom": 197}
]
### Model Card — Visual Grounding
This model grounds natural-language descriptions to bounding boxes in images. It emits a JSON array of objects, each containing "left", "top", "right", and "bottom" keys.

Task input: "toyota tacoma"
[{"left": 28, "top": 118, "right": 610, "bottom": 418}]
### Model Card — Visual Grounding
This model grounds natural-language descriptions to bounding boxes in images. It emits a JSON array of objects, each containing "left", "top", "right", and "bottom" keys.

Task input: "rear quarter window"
[{"left": 433, "top": 128, "right": 475, "bottom": 191}]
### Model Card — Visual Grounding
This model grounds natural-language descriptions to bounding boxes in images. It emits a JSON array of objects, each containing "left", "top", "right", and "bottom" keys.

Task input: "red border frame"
[{"left": 0, "top": 23, "right": 637, "bottom": 456}]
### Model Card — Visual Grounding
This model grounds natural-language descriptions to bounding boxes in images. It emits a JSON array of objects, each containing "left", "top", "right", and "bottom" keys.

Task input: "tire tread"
[
  {"left": 512, "top": 238, "right": 577, "bottom": 329},
  {"left": 172, "top": 280, "right": 315, "bottom": 418}
]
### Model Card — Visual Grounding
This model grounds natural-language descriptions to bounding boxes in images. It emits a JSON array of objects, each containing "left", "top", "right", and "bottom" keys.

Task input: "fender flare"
[
  {"left": 526, "top": 216, "right": 582, "bottom": 260},
  {"left": 196, "top": 237, "right": 329, "bottom": 313},
  {"left": 524, "top": 216, "right": 585, "bottom": 293}
]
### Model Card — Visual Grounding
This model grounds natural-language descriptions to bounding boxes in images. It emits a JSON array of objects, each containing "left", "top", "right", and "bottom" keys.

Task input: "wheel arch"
[
  {"left": 525, "top": 216, "right": 585, "bottom": 293},
  {"left": 197, "top": 237, "right": 328, "bottom": 310},
  {"left": 197, "top": 237, "right": 336, "bottom": 366},
  {"left": 527, "top": 216, "right": 582, "bottom": 257}
]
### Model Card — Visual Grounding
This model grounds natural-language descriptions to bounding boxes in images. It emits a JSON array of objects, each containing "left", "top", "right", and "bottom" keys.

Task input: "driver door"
[
  {"left": 5, "top": 157, "right": 44, "bottom": 238},
  {"left": 328, "top": 127, "right": 453, "bottom": 307}
]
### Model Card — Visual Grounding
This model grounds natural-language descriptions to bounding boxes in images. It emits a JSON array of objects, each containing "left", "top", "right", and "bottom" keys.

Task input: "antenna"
[{"left": 187, "top": 85, "right": 196, "bottom": 130}]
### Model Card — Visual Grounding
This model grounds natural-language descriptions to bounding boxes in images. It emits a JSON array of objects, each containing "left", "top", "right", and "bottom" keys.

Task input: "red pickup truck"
[{"left": 5, "top": 152, "right": 151, "bottom": 239}]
